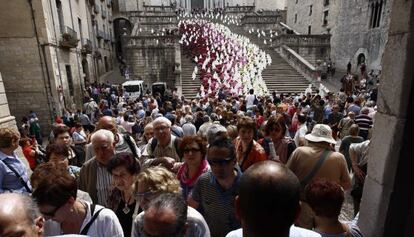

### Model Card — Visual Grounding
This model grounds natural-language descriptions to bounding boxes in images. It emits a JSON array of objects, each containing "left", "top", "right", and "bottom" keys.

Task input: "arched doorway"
[
  {"left": 357, "top": 53, "right": 366, "bottom": 66},
  {"left": 81, "top": 58, "right": 90, "bottom": 86}
]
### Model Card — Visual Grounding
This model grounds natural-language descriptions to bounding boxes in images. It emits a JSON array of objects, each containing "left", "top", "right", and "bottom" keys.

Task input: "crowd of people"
[
  {"left": 0, "top": 9, "right": 380, "bottom": 234},
  {"left": 0, "top": 69, "right": 376, "bottom": 236},
  {"left": 179, "top": 19, "right": 271, "bottom": 97}
]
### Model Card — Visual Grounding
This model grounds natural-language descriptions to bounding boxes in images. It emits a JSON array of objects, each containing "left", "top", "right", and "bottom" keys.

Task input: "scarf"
[{"left": 177, "top": 159, "right": 209, "bottom": 187}]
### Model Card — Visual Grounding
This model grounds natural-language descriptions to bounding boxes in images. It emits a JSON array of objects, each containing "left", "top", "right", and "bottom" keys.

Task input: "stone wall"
[
  {"left": 0, "top": 73, "right": 17, "bottom": 129},
  {"left": 331, "top": 0, "right": 392, "bottom": 72},
  {"left": 358, "top": 0, "right": 414, "bottom": 236},
  {"left": 123, "top": 35, "right": 180, "bottom": 89}
]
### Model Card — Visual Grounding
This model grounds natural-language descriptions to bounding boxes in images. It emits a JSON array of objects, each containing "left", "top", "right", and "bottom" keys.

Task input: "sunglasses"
[
  {"left": 207, "top": 157, "right": 234, "bottom": 166},
  {"left": 135, "top": 190, "right": 158, "bottom": 201}
]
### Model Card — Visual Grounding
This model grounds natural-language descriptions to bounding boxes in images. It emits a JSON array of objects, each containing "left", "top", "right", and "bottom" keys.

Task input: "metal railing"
[
  {"left": 60, "top": 26, "right": 79, "bottom": 48},
  {"left": 62, "top": 26, "right": 77, "bottom": 39},
  {"left": 81, "top": 38, "right": 92, "bottom": 54}
]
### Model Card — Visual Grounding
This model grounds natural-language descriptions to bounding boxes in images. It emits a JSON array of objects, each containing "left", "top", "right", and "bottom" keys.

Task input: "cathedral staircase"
[
  {"left": 181, "top": 50, "right": 201, "bottom": 99},
  {"left": 179, "top": 24, "right": 315, "bottom": 99},
  {"left": 231, "top": 26, "right": 315, "bottom": 95}
]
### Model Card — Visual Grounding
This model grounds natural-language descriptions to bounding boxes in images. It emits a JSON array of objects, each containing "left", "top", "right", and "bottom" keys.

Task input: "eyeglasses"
[
  {"left": 183, "top": 148, "right": 201, "bottom": 154},
  {"left": 207, "top": 157, "right": 234, "bottom": 166}
]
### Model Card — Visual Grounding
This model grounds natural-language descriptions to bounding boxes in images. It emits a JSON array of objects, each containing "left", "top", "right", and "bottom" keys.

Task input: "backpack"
[
  {"left": 253, "top": 95, "right": 259, "bottom": 105},
  {"left": 149, "top": 137, "right": 182, "bottom": 159}
]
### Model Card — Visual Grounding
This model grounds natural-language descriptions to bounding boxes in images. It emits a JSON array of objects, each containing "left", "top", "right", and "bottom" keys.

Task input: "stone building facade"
[
  {"left": 0, "top": 0, "right": 115, "bottom": 133},
  {"left": 286, "top": 0, "right": 339, "bottom": 35},
  {"left": 287, "top": 0, "right": 391, "bottom": 72},
  {"left": 118, "top": 0, "right": 286, "bottom": 11},
  {"left": 0, "top": 73, "right": 17, "bottom": 129},
  {"left": 331, "top": 0, "right": 391, "bottom": 72}
]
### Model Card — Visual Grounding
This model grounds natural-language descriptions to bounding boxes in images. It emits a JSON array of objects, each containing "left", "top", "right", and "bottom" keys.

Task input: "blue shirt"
[{"left": 0, "top": 150, "right": 32, "bottom": 193}]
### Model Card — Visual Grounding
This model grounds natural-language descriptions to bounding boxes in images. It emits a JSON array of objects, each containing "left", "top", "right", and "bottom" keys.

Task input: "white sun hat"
[{"left": 305, "top": 124, "right": 336, "bottom": 144}]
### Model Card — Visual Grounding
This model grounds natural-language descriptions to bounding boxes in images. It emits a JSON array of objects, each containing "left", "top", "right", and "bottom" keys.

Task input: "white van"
[{"left": 122, "top": 80, "right": 144, "bottom": 101}]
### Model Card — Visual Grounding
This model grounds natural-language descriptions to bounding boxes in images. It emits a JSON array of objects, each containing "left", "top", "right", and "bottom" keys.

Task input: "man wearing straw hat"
[{"left": 287, "top": 124, "right": 351, "bottom": 229}]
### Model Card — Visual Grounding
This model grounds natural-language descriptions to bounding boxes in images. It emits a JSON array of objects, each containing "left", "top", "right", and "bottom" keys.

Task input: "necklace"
[{"left": 122, "top": 192, "right": 132, "bottom": 214}]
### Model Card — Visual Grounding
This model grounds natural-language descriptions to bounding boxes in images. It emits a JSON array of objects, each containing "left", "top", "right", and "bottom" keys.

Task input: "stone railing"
[
  {"left": 124, "top": 35, "right": 179, "bottom": 49},
  {"left": 224, "top": 5, "right": 255, "bottom": 13},
  {"left": 278, "top": 45, "right": 317, "bottom": 82},
  {"left": 143, "top": 4, "right": 175, "bottom": 12},
  {"left": 241, "top": 14, "right": 280, "bottom": 24},
  {"left": 270, "top": 34, "right": 330, "bottom": 48}
]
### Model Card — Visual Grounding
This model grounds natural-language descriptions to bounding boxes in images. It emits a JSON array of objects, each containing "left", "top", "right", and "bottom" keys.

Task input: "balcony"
[
  {"left": 93, "top": 50, "right": 102, "bottom": 58},
  {"left": 81, "top": 38, "right": 92, "bottom": 54},
  {"left": 60, "top": 26, "right": 79, "bottom": 49},
  {"left": 108, "top": 15, "right": 112, "bottom": 23},
  {"left": 97, "top": 30, "right": 105, "bottom": 39}
]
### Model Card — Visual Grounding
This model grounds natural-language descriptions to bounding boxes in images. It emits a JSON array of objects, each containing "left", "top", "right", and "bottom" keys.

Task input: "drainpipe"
[
  {"left": 68, "top": 0, "right": 85, "bottom": 102},
  {"left": 47, "top": 0, "right": 67, "bottom": 110},
  {"left": 27, "top": 0, "right": 55, "bottom": 123}
]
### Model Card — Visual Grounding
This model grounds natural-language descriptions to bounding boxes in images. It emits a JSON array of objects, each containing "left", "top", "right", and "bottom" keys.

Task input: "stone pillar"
[
  {"left": 358, "top": 1, "right": 414, "bottom": 236},
  {"left": 0, "top": 72, "right": 17, "bottom": 129},
  {"left": 174, "top": 42, "right": 182, "bottom": 97}
]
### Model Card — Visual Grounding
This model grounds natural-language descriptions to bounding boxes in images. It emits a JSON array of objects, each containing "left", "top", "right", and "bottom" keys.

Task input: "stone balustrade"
[
  {"left": 277, "top": 45, "right": 317, "bottom": 83},
  {"left": 224, "top": 5, "right": 255, "bottom": 13},
  {"left": 271, "top": 34, "right": 331, "bottom": 47},
  {"left": 124, "top": 35, "right": 179, "bottom": 49}
]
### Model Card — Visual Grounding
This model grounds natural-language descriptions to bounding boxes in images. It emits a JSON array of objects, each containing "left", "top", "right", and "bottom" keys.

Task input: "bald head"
[
  {"left": 97, "top": 116, "right": 117, "bottom": 134},
  {"left": 238, "top": 161, "right": 300, "bottom": 236},
  {"left": 0, "top": 193, "right": 43, "bottom": 237}
]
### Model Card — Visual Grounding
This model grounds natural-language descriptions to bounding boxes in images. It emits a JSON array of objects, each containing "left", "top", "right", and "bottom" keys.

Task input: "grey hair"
[
  {"left": 153, "top": 116, "right": 172, "bottom": 127},
  {"left": 144, "top": 122, "right": 154, "bottom": 130},
  {"left": 21, "top": 195, "right": 41, "bottom": 225},
  {"left": 146, "top": 193, "right": 187, "bottom": 236},
  {"left": 91, "top": 129, "right": 115, "bottom": 144}
]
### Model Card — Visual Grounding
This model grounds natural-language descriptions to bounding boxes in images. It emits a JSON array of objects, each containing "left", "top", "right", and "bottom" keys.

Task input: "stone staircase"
[
  {"left": 232, "top": 26, "right": 314, "bottom": 95},
  {"left": 181, "top": 51, "right": 201, "bottom": 99},
  {"left": 179, "top": 25, "right": 315, "bottom": 98}
]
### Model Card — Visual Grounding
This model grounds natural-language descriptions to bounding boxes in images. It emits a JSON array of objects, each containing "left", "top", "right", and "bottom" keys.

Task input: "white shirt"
[
  {"left": 226, "top": 226, "right": 321, "bottom": 237},
  {"left": 294, "top": 123, "right": 308, "bottom": 147},
  {"left": 44, "top": 202, "right": 124, "bottom": 237},
  {"left": 245, "top": 94, "right": 255, "bottom": 109}
]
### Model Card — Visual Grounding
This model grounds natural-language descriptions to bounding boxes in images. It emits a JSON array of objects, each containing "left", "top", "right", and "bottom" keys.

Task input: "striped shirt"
[
  {"left": 96, "top": 164, "right": 113, "bottom": 207},
  {"left": 355, "top": 114, "right": 373, "bottom": 131},
  {"left": 191, "top": 170, "right": 241, "bottom": 237}
]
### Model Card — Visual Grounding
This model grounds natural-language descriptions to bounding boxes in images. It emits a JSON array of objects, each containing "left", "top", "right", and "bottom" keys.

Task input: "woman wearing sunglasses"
[
  {"left": 176, "top": 135, "right": 210, "bottom": 200},
  {"left": 31, "top": 163, "right": 124, "bottom": 237},
  {"left": 107, "top": 152, "right": 141, "bottom": 237}
]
